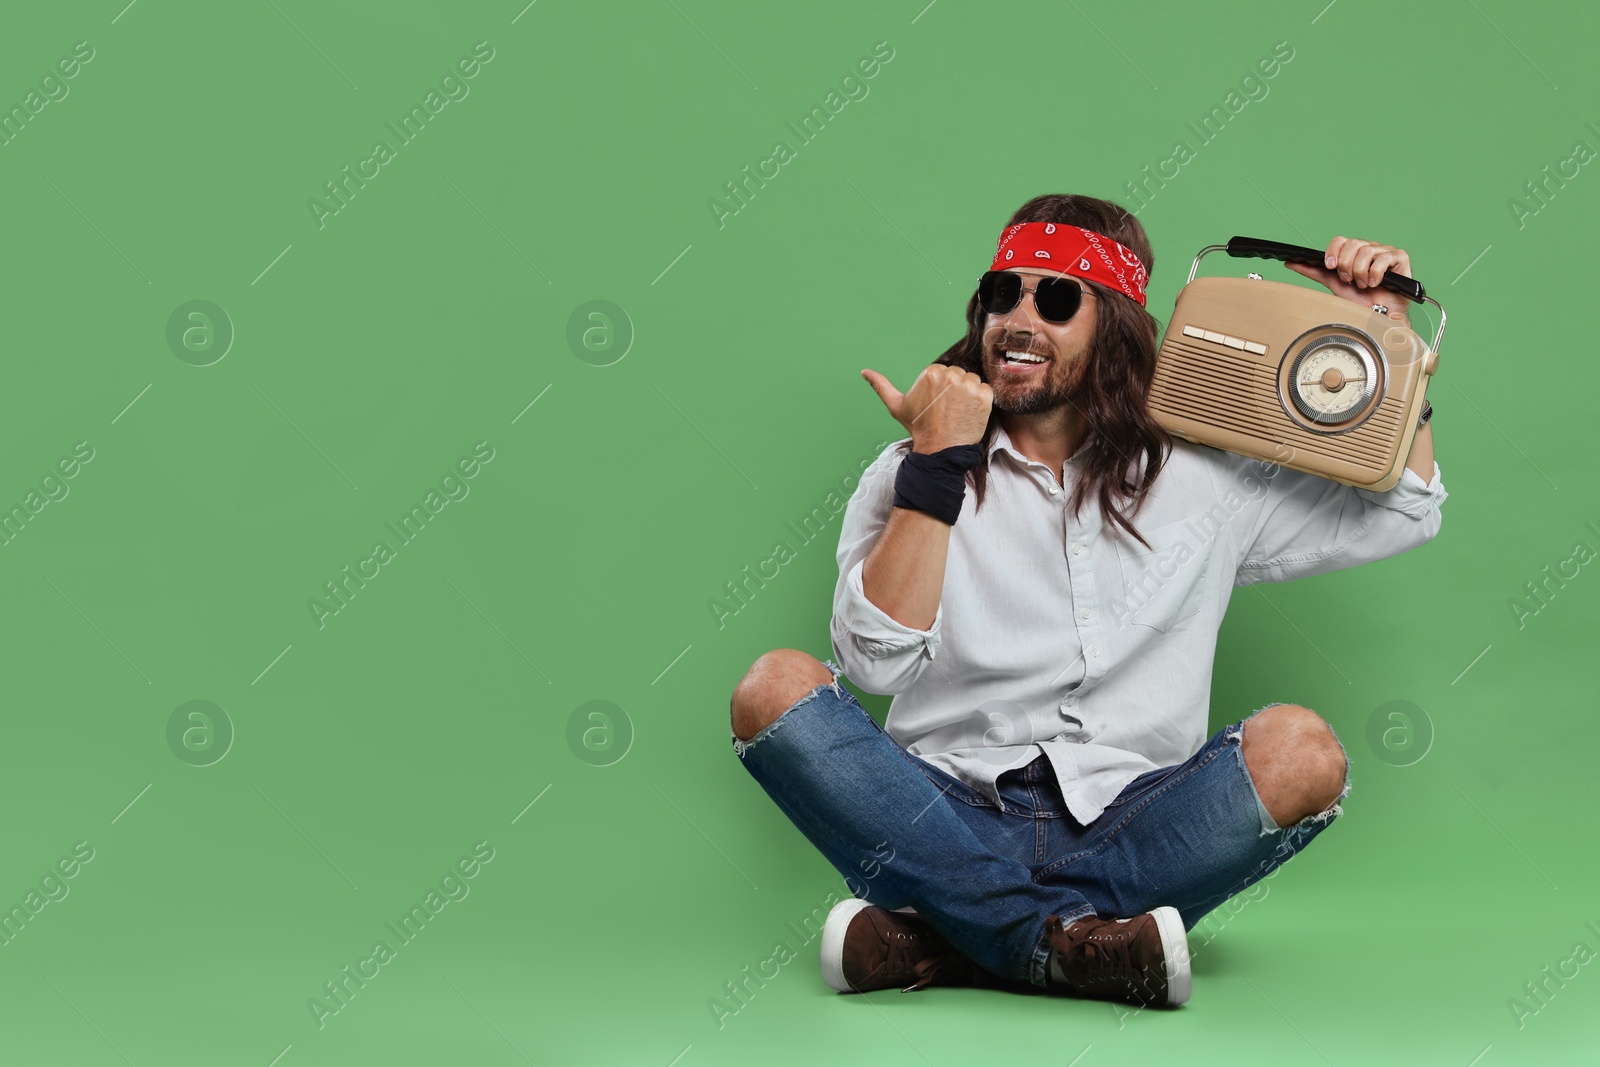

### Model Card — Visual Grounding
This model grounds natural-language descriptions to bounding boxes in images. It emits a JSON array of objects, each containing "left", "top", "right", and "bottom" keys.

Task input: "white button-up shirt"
[{"left": 830, "top": 426, "right": 1448, "bottom": 825}]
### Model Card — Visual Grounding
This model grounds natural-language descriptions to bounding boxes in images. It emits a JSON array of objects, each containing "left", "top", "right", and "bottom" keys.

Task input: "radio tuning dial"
[{"left": 1283, "top": 329, "right": 1381, "bottom": 428}]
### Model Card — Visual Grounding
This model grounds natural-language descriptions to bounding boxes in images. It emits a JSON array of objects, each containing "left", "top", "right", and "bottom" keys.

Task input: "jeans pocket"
[
  {"left": 1100, "top": 766, "right": 1173, "bottom": 811},
  {"left": 908, "top": 755, "right": 995, "bottom": 809}
]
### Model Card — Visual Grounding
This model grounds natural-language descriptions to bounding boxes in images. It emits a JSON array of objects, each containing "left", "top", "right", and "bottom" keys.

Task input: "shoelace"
[
  {"left": 900, "top": 947, "right": 973, "bottom": 993},
  {"left": 1063, "top": 921, "right": 1158, "bottom": 1000},
  {"left": 874, "top": 924, "right": 967, "bottom": 993}
]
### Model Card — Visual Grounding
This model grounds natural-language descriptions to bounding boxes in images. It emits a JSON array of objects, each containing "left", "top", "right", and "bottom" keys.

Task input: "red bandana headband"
[{"left": 991, "top": 222, "right": 1149, "bottom": 307}]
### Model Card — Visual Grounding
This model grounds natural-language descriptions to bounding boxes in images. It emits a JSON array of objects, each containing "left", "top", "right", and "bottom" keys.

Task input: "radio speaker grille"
[{"left": 1150, "top": 338, "right": 1402, "bottom": 479}]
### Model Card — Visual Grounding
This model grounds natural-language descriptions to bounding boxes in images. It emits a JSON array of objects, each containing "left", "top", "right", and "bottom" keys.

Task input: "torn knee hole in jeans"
[
  {"left": 1226, "top": 704, "right": 1285, "bottom": 747},
  {"left": 1305, "top": 728, "right": 1353, "bottom": 827},
  {"left": 1284, "top": 772, "right": 1349, "bottom": 830},
  {"left": 1297, "top": 712, "right": 1352, "bottom": 828},
  {"left": 1230, "top": 709, "right": 1351, "bottom": 835},
  {"left": 732, "top": 658, "right": 846, "bottom": 758}
]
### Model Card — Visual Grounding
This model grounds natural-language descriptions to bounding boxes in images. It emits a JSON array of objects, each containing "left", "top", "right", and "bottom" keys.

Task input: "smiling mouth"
[{"left": 997, "top": 349, "right": 1050, "bottom": 369}]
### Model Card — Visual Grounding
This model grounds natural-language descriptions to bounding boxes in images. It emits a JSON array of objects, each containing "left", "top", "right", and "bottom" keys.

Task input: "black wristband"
[{"left": 892, "top": 443, "right": 983, "bottom": 526}]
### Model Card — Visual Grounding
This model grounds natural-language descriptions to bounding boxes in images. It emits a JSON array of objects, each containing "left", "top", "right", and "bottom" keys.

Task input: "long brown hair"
[{"left": 903, "top": 193, "right": 1173, "bottom": 549}]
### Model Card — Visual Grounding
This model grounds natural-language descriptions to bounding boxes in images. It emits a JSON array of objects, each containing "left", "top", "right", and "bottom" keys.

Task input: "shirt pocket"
[{"left": 1110, "top": 516, "right": 1212, "bottom": 633}]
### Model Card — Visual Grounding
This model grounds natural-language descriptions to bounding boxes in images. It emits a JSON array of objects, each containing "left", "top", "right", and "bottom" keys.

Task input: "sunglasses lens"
[
  {"left": 1034, "top": 278, "right": 1083, "bottom": 323},
  {"left": 978, "top": 272, "right": 1084, "bottom": 323},
  {"left": 977, "top": 271, "right": 1021, "bottom": 315}
]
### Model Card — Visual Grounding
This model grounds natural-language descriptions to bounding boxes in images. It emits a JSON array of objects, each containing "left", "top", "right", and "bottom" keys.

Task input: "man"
[{"left": 728, "top": 194, "right": 1446, "bottom": 1008}]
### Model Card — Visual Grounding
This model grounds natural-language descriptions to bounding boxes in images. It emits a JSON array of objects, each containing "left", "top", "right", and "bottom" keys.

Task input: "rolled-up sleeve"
[
  {"left": 830, "top": 441, "right": 942, "bottom": 694},
  {"left": 1232, "top": 456, "right": 1448, "bottom": 586}
]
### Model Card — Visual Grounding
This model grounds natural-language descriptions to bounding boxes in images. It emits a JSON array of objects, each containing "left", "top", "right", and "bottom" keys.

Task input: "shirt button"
[
  {"left": 1089, "top": 645, "right": 1100, "bottom": 657},
  {"left": 1080, "top": 608, "right": 1091, "bottom": 619},
  {"left": 1048, "top": 485, "right": 1059, "bottom": 495},
  {"left": 1071, "top": 544, "right": 1082, "bottom": 556}
]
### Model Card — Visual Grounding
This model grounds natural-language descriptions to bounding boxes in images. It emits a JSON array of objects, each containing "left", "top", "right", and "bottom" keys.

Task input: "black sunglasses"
[{"left": 976, "top": 270, "right": 1090, "bottom": 324}]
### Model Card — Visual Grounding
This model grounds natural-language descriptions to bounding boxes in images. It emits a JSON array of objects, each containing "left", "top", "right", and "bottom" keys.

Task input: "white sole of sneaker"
[
  {"left": 819, "top": 897, "right": 873, "bottom": 993},
  {"left": 1149, "top": 905, "right": 1191, "bottom": 1006}
]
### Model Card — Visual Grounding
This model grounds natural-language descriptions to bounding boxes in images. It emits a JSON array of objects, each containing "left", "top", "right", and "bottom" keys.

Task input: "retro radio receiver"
[{"left": 1149, "top": 236, "right": 1447, "bottom": 492}]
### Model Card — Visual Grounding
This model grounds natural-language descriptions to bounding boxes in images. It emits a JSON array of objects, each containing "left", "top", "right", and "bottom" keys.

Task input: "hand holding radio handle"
[
  {"left": 862, "top": 364, "right": 994, "bottom": 453},
  {"left": 1226, "top": 236, "right": 1427, "bottom": 302}
]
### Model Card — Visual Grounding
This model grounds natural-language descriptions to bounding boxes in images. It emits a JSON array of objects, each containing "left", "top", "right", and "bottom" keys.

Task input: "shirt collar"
[{"left": 987, "top": 423, "right": 1090, "bottom": 470}]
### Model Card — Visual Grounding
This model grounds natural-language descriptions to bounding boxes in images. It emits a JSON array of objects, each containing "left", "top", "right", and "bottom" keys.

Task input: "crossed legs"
[
  {"left": 728, "top": 649, "right": 1348, "bottom": 985},
  {"left": 731, "top": 649, "right": 1348, "bottom": 830}
]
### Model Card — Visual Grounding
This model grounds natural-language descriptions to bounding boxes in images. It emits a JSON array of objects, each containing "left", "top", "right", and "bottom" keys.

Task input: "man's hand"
[
  {"left": 1284, "top": 236, "right": 1414, "bottom": 325},
  {"left": 1285, "top": 237, "right": 1435, "bottom": 482},
  {"left": 861, "top": 364, "right": 994, "bottom": 454}
]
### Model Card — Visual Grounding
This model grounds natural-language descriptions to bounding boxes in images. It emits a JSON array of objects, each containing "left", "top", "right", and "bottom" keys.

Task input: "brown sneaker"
[
  {"left": 820, "top": 899, "right": 1006, "bottom": 993},
  {"left": 1044, "top": 906, "right": 1191, "bottom": 1007}
]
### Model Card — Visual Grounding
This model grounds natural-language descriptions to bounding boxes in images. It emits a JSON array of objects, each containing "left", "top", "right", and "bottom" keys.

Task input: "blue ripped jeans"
[{"left": 732, "top": 659, "right": 1347, "bottom": 988}]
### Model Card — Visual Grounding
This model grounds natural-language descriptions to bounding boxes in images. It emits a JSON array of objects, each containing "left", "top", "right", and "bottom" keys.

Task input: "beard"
[
  {"left": 989, "top": 364, "right": 1079, "bottom": 414},
  {"left": 982, "top": 330, "right": 1088, "bottom": 415}
]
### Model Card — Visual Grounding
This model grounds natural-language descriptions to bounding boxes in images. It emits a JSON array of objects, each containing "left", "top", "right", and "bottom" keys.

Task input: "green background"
[{"left": 0, "top": 0, "right": 1594, "bottom": 1063}]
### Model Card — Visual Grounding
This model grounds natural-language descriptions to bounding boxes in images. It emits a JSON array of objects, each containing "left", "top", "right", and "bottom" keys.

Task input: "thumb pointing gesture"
[
  {"left": 862, "top": 364, "right": 994, "bottom": 452},
  {"left": 860, "top": 368, "right": 906, "bottom": 423}
]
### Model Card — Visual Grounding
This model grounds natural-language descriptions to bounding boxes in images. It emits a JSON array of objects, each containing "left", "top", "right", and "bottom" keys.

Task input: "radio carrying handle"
[{"left": 1187, "top": 237, "right": 1447, "bottom": 356}]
